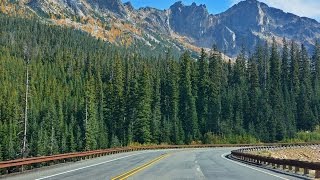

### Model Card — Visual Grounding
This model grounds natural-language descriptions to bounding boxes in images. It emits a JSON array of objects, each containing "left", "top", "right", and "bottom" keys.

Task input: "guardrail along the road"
[
  {"left": 231, "top": 143, "right": 320, "bottom": 178},
  {"left": 0, "top": 142, "right": 318, "bottom": 176}
]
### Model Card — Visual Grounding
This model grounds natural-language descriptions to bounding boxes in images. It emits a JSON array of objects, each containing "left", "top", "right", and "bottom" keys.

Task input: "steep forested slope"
[{"left": 0, "top": 15, "right": 319, "bottom": 161}]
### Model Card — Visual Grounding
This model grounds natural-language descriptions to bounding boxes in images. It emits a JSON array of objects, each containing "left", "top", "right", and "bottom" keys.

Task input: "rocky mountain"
[
  {"left": 157, "top": 0, "right": 320, "bottom": 56},
  {"left": 26, "top": 0, "right": 127, "bottom": 18},
  {"left": 3, "top": 0, "right": 320, "bottom": 56}
]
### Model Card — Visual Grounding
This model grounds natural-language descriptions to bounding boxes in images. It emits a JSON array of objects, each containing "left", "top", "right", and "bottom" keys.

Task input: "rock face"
[
  {"left": 212, "top": 0, "right": 320, "bottom": 55},
  {"left": 87, "top": 0, "right": 126, "bottom": 17},
  {"left": 165, "top": 0, "right": 320, "bottom": 55},
  {"left": 169, "top": 2, "right": 212, "bottom": 39},
  {"left": 27, "top": 0, "right": 89, "bottom": 17},
  {"left": 24, "top": 0, "right": 320, "bottom": 56}
]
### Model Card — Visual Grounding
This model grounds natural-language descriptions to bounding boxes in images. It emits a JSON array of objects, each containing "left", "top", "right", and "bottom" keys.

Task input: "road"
[{"left": 4, "top": 148, "right": 306, "bottom": 180}]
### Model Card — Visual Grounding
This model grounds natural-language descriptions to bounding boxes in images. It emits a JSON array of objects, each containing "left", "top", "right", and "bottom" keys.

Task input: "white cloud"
[{"left": 230, "top": 0, "right": 320, "bottom": 21}]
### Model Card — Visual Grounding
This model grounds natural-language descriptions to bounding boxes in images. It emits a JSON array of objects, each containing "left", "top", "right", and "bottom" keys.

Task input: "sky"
[{"left": 121, "top": 0, "right": 320, "bottom": 21}]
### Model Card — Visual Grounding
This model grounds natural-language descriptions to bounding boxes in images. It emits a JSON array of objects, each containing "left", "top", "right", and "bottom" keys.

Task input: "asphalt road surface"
[{"left": 4, "top": 148, "right": 307, "bottom": 180}]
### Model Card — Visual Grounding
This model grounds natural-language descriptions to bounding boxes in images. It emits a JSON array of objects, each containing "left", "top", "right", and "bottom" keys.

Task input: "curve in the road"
[
  {"left": 221, "top": 153, "right": 289, "bottom": 180},
  {"left": 3, "top": 148, "right": 306, "bottom": 180}
]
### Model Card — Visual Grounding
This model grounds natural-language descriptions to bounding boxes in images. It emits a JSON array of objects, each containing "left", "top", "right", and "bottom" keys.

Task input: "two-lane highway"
[
  {"left": 4, "top": 148, "right": 305, "bottom": 180},
  {"left": 129, "top": 148, "right": 301, "bottom": 180}
]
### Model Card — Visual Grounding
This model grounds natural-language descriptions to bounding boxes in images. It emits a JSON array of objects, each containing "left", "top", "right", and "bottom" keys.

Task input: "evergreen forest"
[{"left": 0, "top": 15, "right": 320, "bottom": 161}]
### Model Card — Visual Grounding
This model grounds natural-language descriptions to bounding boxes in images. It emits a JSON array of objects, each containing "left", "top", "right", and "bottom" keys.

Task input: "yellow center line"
[{"left": 111, "top": 153, "right": 170, "bottom": 180}]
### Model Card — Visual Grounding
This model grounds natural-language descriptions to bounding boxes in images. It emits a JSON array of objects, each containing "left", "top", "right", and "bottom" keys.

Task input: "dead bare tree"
[{"left": 22, "top": 44, "right": 30, "bottom": 159}]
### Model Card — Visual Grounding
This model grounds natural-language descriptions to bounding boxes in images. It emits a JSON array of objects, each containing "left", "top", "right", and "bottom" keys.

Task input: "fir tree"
[
  {"left": 133, "top": 65, "right": 152, "bottom": 144},
  {"left": 179, "top": 52, "right": 200, "bottom": 143},
  {"left": 196, "top": 48, "right": 209, "bottom": 135}
]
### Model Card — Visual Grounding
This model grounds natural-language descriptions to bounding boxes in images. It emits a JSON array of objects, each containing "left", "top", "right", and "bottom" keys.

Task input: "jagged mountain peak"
[
  {"left": 13, "top": 0, "right": 320, "bottom": 57},
  {"left": 170, "top": 1, "right": 208, "bottom": 13},
  {"left": 170, "top": 1, "right": 184, "bottom": 8},
  {"left": 124, "top": 1, "right": 134, "bottom": 12},
  {"left": 169, "top": 1, "right": 211, "bottom": 40}
]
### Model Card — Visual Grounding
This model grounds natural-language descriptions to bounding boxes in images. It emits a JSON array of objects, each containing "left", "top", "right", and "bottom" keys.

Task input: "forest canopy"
[{"left": 0, "top": 15, "right": 319, "bottom": 161}]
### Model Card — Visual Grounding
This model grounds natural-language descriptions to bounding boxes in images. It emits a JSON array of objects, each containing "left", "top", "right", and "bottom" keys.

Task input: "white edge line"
[
  {"left": 221, "top": 153, "right": 290, "bottom": 180},
  {"left": 35, "top": 152, "right": 147, "bottom": 180}
]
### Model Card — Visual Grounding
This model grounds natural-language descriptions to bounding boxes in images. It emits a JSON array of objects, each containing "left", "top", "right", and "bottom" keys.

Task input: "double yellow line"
[{"left": 111, "top": 153, "right": 169, "bottom": 180}]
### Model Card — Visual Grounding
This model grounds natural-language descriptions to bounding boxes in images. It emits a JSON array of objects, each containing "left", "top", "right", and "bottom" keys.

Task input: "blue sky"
[
  {"left": 122, "top": 0, "right": 233, "bottom": 14},
  {"left": 121, "top": 0, "right": 234, "bottom": 15},
  {"left": 121, "top": 0, "right": 320, "bottom": 21}
]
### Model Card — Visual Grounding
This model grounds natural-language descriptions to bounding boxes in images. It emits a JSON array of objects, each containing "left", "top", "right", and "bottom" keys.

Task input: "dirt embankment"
[{"left": 252, "top": 146, "right": 320, "bottom": 162}]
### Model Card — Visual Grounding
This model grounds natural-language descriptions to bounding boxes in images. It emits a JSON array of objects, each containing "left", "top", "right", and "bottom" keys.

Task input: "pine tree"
[
  {"left": 297, "top": 45, "right": 315, "bottom": 130},
  {"left": 282, "top": 38, "right": 296, "bottom": 139},
  {"left": 179, "top": 51, "right": 200, "bottom": 143},
  {"left": 313, "top": 41, "right": 320, "bottom": 124},
  {"left": 150, "top": 64, "right": 161, "bottom": 144},
  {"left": 84, "top": 77, "right": 98, "bottom": 150},
  {"left": 231, "top": 49, "right": 246, "bottom": 135},
  {"left": 247, "top": 56, "right": 259, "bottom": 136},
  {"left": 168, "top": 60, "right": 183, "bottom": 144},
  {"left": 67, "top": 123, "right": 76, "bottom": 152},
  {"left": 290, "top": 41, "right": 300, "bottom": 98},
  {"left": 269, "top": 38, "right": 285, "bottom": 141},
  {"left": 133, "top": 65, "right": 152, "bottom": 144},
  {"left": 126, "top": 73, "right": 138, "bottom": 145},
  {"left": 196, "top": 48, "right": 209, "bottom": 135},
  {"left": 207, "top": 48, "right": 223, "bottom": 134},
  {"left": 110, "top": 53, "right": 125, "bottom": 144},
  {"left": 281, "top": 38, "right": 289, "bottom": 97}
]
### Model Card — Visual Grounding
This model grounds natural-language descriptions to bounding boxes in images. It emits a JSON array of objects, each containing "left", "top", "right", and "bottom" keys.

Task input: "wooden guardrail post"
[
  {"left": 294, "top": 166, "right": 299, "bottom": 173},
  {"left": 315, "top": 170, "right": 320, "bottom": 178},
  {"left": 282, "top": 164, "right": 286, "bottom": 170},
  {"left": 303, "top": 168, "right": 309, "bottom": 175}
]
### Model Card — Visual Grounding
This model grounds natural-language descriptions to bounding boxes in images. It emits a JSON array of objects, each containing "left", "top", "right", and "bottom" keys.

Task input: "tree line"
[{"left": 0, "top": 15, "right": 319, "bottom": 161}]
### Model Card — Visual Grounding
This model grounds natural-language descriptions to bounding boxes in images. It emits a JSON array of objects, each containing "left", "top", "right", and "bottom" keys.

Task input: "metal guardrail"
[
  {"left": 0, "top": 142, "right": 318, "bottom": 176},
  {"left": 231, "top": 143, "right": 320, "bottom": 178}
]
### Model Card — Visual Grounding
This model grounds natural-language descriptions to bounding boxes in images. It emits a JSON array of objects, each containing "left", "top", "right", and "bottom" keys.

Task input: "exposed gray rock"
[
  {"left": 86, "top": 0, "right": 126, "bottom": 17},
  {"left": 26, "top": 0, "right": 320, "bottom": 56}
]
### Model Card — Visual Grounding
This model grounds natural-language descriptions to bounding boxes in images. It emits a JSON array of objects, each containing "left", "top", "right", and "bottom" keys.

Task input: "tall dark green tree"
[
  {"left": 312, "top": 41, "right": 320, "bottom": 124},
  {"left": 297, "top": 45, "right": 315, "bottom": 130},
  {"left": 109, "top": 53, "right": 125, "bottom": 145},
  {"left": 207, "top": 49, "right": 223, "bottom": 134},
  {"left": 247, "top": 55, "right": 260, "bottom": 136},
  {"left": 269, "top": 38, "right": 285, "bottom": 141},
  {"left": 179, "top": 52, "right": 199, "bottom": 143},
  {"left": 150, "top": 62, "right": 161, "bottom": 143},
  {"left": 168, "top": 60, "right": 183, "bottom": 144},
  {"left": 84, "top": 77, "right": 98, "bottom": 150},
  {"left": 196, "top": 49, "right": 209, "bottom": 135},
  {"left": 231, "top": 49, "right": 246, "bottom": 135},
  {"left": 133, "top": 65, "right": 152, "bottom": 144}
]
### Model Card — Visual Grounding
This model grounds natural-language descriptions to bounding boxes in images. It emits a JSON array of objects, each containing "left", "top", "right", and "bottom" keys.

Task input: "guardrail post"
[
  {"left": 295, "top": 167, "right": 299, "bottom": 173},
  {"left": 282, "top": 164, "right": 286, "bottom": 170},
  {"left": 288, "top": 165, "right": 292, "bottom": 171},
  {"left": 303, "top": 168, "right": 309, "bottom": 175},
  {"left": 315, "top": 170, "right": 320, "bottom": 178}
]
